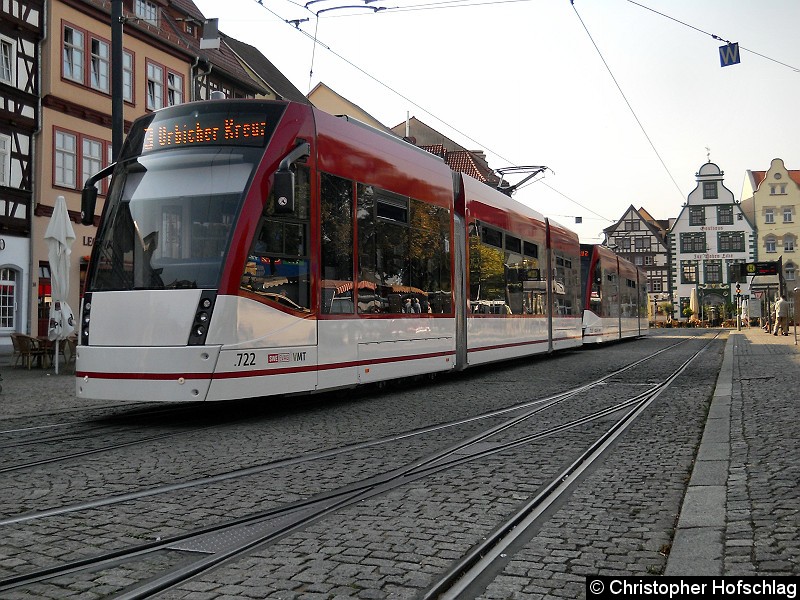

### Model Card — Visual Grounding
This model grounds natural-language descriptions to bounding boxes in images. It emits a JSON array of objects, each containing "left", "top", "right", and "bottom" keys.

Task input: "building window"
[
  {"left": 717, "top": 205, "right": 733, "bottom": 225},
  {"left": 785, "top": 263, "right": 796, "bottom": 281},
  {"left": 765, "top": 208, "right": 775, "bottom": 224},
  {"left": 90, "top": 38, "right": 110, "bottom": 93},
  {"left": 718, "top": 231, "right": 745, "bottom": 252},
  {"left": 769, "top": 183, "right": 787, "bottom": 195},
  {"left": 146, "top": 61, "right": 164, "bottom": 110},
  {"left": 82, "top": 137, "right": 103, "bottom": 184},
  {"left": 135, "top": 0, "right": 159, "bottom": 25},
  {"left": 0, "top": 133, "right": 10, "bottom": 187},
  {"left": 783, "top": 207, "right": 793, "bottom": 223},
  {"left": 765, "top": 237, "right": 776, "bottom": 253},
  {"left": 784, "top": 236, "right": 796, "bottom": 252},
  {"left": 703, "top": 182, "right": 718, "bottom": 199},
  {"left": 55, "top": 130, "right": 77, "bottom": 188},
  {"left": 635, "top": 237, "right": 650, "bottom": 251},
  {"left": 55, "top": 128, "right": 110, "bottom": 191},
  {"left": 123, "top": 51, "right": 134, "bottom": 102},
  {"left": 645, "top": 256, "right": 654, "bottom": 266},
  {"left": 689, "top": 207, "right": 705, "bottom": 226},
  {"left": 704, "top": 260, "right": 722, "bottom": 283},
  {"left": 635, "top": 256, "right": 643, "bottom": 266},
  {"left": 681, "top": 261, "right": 698, "bottom": 284},
  {"left": 624, "top": 220, "right": 640, "bottom": 231},
  {"left": 680, "top": 232, "right": 706, "bottom": 252},
  {"left": 167, "top": 72, "right": 183, "bottom": 106},
  {"left": 0, "top": 35, "right": 15, "bottom": 85},
  {"left": 650, "top": 279, "right": 662, "bottom": 293},
  {"left": 0, "top": 268, "right": 17, "bottom": 330},
  {"left": 620, "top": 238, "right": 630, "bottom": 250},
  {"left": 63, "top": 25, "right": 84, "bottom": 83}
]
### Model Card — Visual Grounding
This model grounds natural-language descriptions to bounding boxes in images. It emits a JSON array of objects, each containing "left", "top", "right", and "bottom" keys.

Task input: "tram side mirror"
[
  {"left": 81, "top": 185, "right": 98, "bottom": 225},
  {"left": 273, "top": 170, "right": 295, "bottom": 215}
]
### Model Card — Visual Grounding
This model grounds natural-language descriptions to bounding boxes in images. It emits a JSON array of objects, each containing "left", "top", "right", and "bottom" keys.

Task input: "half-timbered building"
[
  {"left": 0, "top": 0, "right": 42, "bottom": 348},
  {"left": 603, "top": 205, "right": 671, "bottom": 320}
]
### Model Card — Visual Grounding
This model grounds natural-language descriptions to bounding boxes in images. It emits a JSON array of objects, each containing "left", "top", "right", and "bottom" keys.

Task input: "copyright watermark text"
[{"left": 586, "top": 576, "right": 797, "bottom": 599}]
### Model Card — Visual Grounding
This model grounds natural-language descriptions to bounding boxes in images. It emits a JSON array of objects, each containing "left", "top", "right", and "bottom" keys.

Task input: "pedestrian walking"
[{"left": 773, "top": 294, "right": 789, "bottom": 336}]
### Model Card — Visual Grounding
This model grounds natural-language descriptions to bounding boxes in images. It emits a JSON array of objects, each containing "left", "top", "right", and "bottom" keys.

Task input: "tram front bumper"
[{"left": 75, "top": 345, "right": 220, "bottom": 402}]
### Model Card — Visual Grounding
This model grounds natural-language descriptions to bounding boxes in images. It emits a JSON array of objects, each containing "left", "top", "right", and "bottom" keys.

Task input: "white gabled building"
[{"left": 669, "top": 162, "right": 755, "bottom": 323}]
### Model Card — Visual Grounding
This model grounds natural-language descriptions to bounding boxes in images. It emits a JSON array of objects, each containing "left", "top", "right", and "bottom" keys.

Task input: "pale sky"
[{"left": 191, "top": 0, "right": 800, "bottom": 243}]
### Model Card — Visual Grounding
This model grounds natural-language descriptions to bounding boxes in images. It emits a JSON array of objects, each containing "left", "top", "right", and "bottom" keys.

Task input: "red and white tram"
[
  {"left": 76, "top": 99, "right": 624, "bottom": 403},
  {"left": 579, "top": 244, "right": 648, "bottom": 343}
]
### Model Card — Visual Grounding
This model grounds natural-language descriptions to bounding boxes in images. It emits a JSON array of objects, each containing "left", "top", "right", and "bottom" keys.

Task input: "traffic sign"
[{"left": 719, "top": 43, "right": 740, "bottom": 67}]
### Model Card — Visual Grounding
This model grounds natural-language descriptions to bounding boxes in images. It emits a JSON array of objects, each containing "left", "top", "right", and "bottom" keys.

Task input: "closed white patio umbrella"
[{"left": 44, "top": 195, "right": 76, "bottom": 374}]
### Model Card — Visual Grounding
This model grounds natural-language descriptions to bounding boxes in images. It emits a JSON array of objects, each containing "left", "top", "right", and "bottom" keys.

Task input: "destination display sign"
[
  {"left": 142, "top": 112, "right": 274, "bottom": 152},
  {"left": 745, "top": 261, "right": 779, "bottom": 276}
]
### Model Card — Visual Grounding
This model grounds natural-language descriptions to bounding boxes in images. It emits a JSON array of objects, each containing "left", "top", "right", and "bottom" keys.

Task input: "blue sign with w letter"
[{"left": 719, "top": 43, "right": 740, "bottom": 67}]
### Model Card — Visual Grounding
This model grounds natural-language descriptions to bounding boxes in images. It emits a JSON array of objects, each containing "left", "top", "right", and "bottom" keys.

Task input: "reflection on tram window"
[
  {"left": 468, "top": 221, "right": 545, "bottom": 316},
  {"left": 554, "top": 253, "right": 580, "bottom": 317},
  {"left": 321, "top": 173, "right": 354, "bottom": 314},
  {"left": 89, "top": 148, "right": 254, "bottom": 291},
  {"left": 240, "top": 167, "right": 311, "bottom": 311},
  {"left": 356, "top": 184, "right": 452, "bottom": 315}
]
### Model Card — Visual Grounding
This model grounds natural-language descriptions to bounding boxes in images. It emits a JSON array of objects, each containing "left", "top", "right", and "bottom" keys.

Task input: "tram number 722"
[{"left": 234, "top": 352, "right": 257, "bottom": 367}]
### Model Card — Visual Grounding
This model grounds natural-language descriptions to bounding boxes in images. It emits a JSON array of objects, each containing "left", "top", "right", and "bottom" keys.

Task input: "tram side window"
[
  {"left": 622, "top": 279, "right": 638, "bottom": 317},
  {"left": 469, "top": 225, "right": 506, "bottom": 314},
  {"left": 240, "top": 166, "right": 311, "bottom": 311},
  {"left": 553, "top": 254, "right": 580, "bottom": 316},
  {"left": 321, "top": 173, "right": 354, "bottom": 314},
  {"left": 604, "top": 269, "right": 619, "bottom": 318},
  {"left": 357, "top": 184, "right": 451, "bottom": 314},
  {"left": 469, "top": 223, "right": 544, "bottom": 315},
  {"left": 589, "top": 261, "right": 602, "bottom": 314},
  {"left": 409, "top": 199, "right": 451, "bottom": 314}
]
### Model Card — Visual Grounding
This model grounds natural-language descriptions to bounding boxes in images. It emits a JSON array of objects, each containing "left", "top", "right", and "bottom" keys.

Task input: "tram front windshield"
[{"left": 87, "top": 146, "right": 260, "bottom": 291}]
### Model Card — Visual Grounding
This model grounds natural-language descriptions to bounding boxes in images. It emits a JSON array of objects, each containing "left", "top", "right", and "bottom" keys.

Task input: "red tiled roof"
[
  {"left": 421, "top": 144, "right": 446, "bottom": 159},
  {"left": 751, "top": 170, "right": 800, "bottom": 188},
  {"left": 420, "top": 145, "right": 497, "bottom": 184}
]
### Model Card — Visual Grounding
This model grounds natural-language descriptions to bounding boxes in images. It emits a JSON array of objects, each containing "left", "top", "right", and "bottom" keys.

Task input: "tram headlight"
[
  {"left": 81, "top": 292, "right": 92, "bottom": 345},
  {"left": 188, "top": 291, "right": 216, "bottom": 345}
]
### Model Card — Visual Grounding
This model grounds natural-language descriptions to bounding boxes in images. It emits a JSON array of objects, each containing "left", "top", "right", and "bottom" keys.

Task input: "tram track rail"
[
  {"left": 0, "top": 334, "right": 718, "bottom": 598},
  {"left": 422, "top": 333, "right": 719, "bottom": 599},
  {"left": 0, "top": 337, "right": 692, "bottom": 527}
]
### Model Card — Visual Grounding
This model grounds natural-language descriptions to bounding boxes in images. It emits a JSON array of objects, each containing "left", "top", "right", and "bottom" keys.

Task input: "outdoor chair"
[
  {"left": 11, "top": 334, "right": 47, "bottom": 369},
  {"left": 10, "top": 333, "right": 24, "bottom": 368},
  {"left": 53, "top": 337, "right": 77, "bottom": 366}
]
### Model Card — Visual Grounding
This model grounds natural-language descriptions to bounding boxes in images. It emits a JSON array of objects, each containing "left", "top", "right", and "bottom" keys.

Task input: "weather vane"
[{"left": 705, "top": 146, "right": 711, "bottom": 162}]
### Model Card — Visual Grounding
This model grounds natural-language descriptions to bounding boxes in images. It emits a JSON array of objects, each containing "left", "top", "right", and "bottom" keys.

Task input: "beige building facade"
[{"left": 740, "top": 158, "right": 799, "bottom": 289}]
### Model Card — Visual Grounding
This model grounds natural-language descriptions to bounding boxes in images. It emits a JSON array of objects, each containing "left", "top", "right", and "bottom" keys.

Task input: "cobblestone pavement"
[
  {"left": 666, "top": 326, "right": 799, "bottom": 578},
  {"left": 0, "top": 328, "right": 796, "bottom": 599}
]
